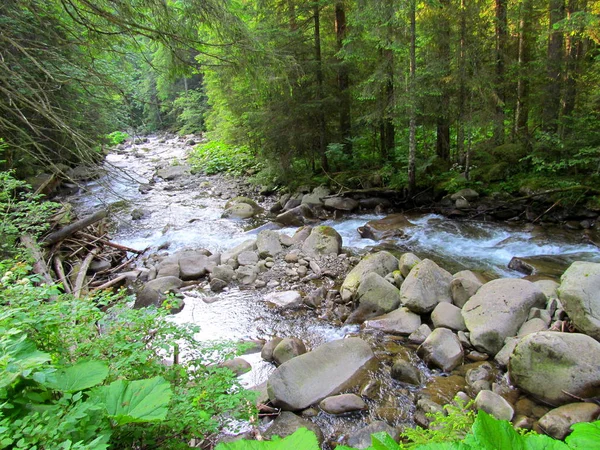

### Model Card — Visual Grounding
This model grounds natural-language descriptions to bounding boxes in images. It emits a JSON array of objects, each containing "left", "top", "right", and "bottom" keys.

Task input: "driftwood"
[
  {"left": 77, "top": 231, "right": 144, "bottom": 254},
  {"left": 53, "top": 256, "right": 71, "bottom": 293},
  {"left": 90, "top": 273, "right": 129, "bottom": 292},
  {"left": 43, "top": 209, "right": 108, "bottom": 245},
  {"left": 73, "top": 248, "right": 99, "bottom": 298},
  {"left": 20, "top": 234, "right": 53, "bottom": 285}
]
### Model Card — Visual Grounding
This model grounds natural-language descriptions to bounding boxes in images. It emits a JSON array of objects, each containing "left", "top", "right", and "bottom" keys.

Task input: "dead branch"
[
  {"left": 73, "top": 248, "right": 99, "bottom": 298},
  {"left": 43, "top": 209, "right": 108, "bottom": 245},
  {"left": 53, "top": 256, "right": 71, "bottom": 294},
  {"left": 20, "top": 234, "right": 54, "bottom": 285}
]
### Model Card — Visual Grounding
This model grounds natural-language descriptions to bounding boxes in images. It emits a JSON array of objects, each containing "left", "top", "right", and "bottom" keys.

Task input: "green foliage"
[
  {"left": 173, "top": 88, "right": 209, "bottom": 135},
  {"left": 0, "top": 169, "right": 59, "bottom": 254},
  {"left": 0, "top": 253, "right": 256, "bottom": 449},
  {"left": 189, "top": 140, "right": 262, "bottom": 176},
  {"left": 106, "top": 132, "right": 129, "bottom": 146},
  {"left": 216, "top": 427, "right": 320, "bottom": 450}
]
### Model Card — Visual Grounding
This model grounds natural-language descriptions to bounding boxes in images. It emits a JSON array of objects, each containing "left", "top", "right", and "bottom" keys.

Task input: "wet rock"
[
  {"left": 323, "top": 197, "right": 359, "bottom": 211},
  {"left": 134, "top": 276, "right": 182, "bottom": 308},
  {"left": 222, "top": 203, "right": 254, "bottom": 219},
  {"left": 209, "top": 278, "right": 227, "bottom": 292},
  {"left": 157, "top": 263, "right": 180, "bottom": 278},
  {"left": 415, "top": 398, "right": 444, "bottom": 428},
  {"left": 399, "top": 253, "right": 421, "bottom": 278},
  {"left": 455, "top": 198, "right": 470, "bottom": 209},
  {"left": 156, "top": 165, "right": 190, "bottom": 180},
  {"left": 417, "top": 328, "right": 464, "bottom": 372},
  {"left": 221, "top": 239, "right": 257, "bottom": 265},
  {"left": 279, "top": 234, "right": 294, "bottom": 247},
  {"left": 264, "top": 291, "right": 303, "bottom": 308},
  {"left": 431, "top": 303, "right": 466, "bottom": 331},
  {"left": 292, "top": 226, "right": 313, "bottom": 243},
  {"left": 319, "top": 393, "right": 367, "bottom": 414},
  {"left": 345, "top": 272, "right": 401, "bottom": 324},
  {"left": 494, "top": 337, "right": 519, "bottom": 368},
  {"left": 391, "top": 359, "right": 421, "bottom": 385},
  {"left": 346, "top": 421, "right": 399, "bottom": 449},
  {"left": 305, "top": 287, "right": 325, "bottom": 308},
  {"left": 235, "top": 265, "right": 259, "bottom": 284},
  {"left": 474, "top": 390, "right": 514, "bottom": 421},
  {"left": 301, "top": 226, "right": 342, "bottom": 257},
  {"left": 528, "top": 308, "right": 552, "bottom": 326},
  {"left": 408, "top": 324, "right": 432, "bottom": 345},
  {"left": 261, "top": 337, "right": 284, "bottom": 362},
  {"left": 559, "top": 261, "right": 600, "bottom": 340},
  {"left": 88, "top": 259, "right": 111, "bottom": 274},
  {"left": 538, "top": 403, "right": 600, "bottom": 440},
  {"left": 421, "top": 375, "right": 467, "bottom": 406},
  {"left": 451, "top": 189, "right": 479, "bottom": 201},
  {"left": 462, "top": 278, "right": 546, "bottom": 355},
  {"left": 220, "top": 358, "right": 251, "bottom": 376},
  {"left": 467, "top": 351, "right": 489, "bottom": 362},
  {"left": 179, "top": 254, "right": 215, "bottom": 280},
  {"left": 237, "top": 251, "right": 259, "bottom": 266},
  {"left": 534, "top": 279, "right": 559, "bottom": 299},
  {"left": 509, "top": 332, "right": 600, "bottom": 406},
  {"left": 364, "top": 307, "right": 421, "bottom": 335},
  {"left": 340, "top": 251, "right": 399, "bottom": 301},
  {"left": 450, "top": 270, "right": 485, "bottom": 308},
  {"left": 273, "top": 337, "right": 307, "bottom": 365},
  {"left": 302, "top": 186, "right": 330, "bottom": 206},
  {"left": 267, "top": 337, "right": 377, "bottom": 410},
  {"left": 358, "top": 197, "right": 392, "bottom": 209},
  {"left": 465, "top": 362, "right": 494, "bottom": 387},
  {"left": 275, "top": 204, "right": 315, "bottom": 226},
  {"left": 517, "top": 318, "right": 548, "bottom": 336},
  {"left": 257, "top": 230, "right": 283, "bottom": 258},
  {"left": 400, "top": 259, "right": 453, "bottom": 314},
  {"left": 361, "top": 214, "right": 415, "bottom": 240},
  {"left": 211, "top": 264, "right": 235, "bottom": 282},
  {"left": 263, "top": 411, "right": 324, "bottom": 445}
]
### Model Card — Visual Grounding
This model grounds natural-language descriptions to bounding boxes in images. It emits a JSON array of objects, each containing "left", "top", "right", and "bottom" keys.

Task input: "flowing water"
[{"left": 65, "top": 135, "right": 599, "bottom": 444}]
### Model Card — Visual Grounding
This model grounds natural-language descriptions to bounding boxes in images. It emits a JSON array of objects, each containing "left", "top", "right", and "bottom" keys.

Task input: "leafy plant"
[
  {"left": 106, "top": 131, "right": 129, "bottom": 146},
  {"left": 188, "top": 140, "right": 262, "bottom": 176}
]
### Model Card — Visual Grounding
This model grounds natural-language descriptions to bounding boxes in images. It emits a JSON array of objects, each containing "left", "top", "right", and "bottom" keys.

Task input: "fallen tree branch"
[
  {"left": 90, "top": 273, "right": 130, "bottom": 292},
  {"left": 53, "top": 256, "right": 71, "bottom": 294},
  {"left": 43, "top": 209, "right": 108, "bottom": 245},
  {"left": 76, "top": 231, "right": 145, "bottom": 254},
  {"left": 20, "top": 234, "right": 54, "bottom": 285},
  {"left": 73, "top": 248, "right": 99, "bottom": 298}
]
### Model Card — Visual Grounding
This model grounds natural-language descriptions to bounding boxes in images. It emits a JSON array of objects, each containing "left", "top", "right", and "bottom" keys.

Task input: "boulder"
[
  {"left": 509, "top": 332, "right": 600, "bottom": 406},
  {"left": 346, "top": 421, "right": 399, "bottom": 449},
  {"left": 451, "top": 189, "right": 479, "bottom": 201},
  {"left": 273, "top": 338, "right": 307, "bottom": 365},
  {"left": 261, "top": 337, "right": 284, "bottom": 362},
  {"left": 399, "top": 253, "right": 421, "bottom": 278},
  {"left": 360, "top": 214, "right": 415, "bottom": 240},
  {"left": 267, "top": 338, "right": 377, "bottom": 410},
  {"left": 417, "top": 328, "right": 463, "bottom": 372},
  {"left": 237, "top": 251, "right": 259, "bottom": 266},
  {"left": 340, "top": 251, "right": 399, "bottom": 301},
  {"left": 538, "top": 403, "right": 600, "bottom": 440},
  {"left": 257, "top": 230, "right": 283, "bottom": 258},
  {"left": 409, "top": 324, "right": 432, "bottom": 345},
  {"left": 558, "top": 261, "right": 600, "bottom": 340},
  {"left": 221, "top": 239, "right": 257, "bottom": 265},
  {"left": 462, "top": 279, "right": 546, "bottom": 355},
  {"left": 209, "top": 278, "right": 227, "bottom": 292},
  {"left": 494, "top": 337, "right": 519, "bottom": 369},
  {"left": 534, "top": 279, "right": 559, "bottom": 300},
  {"left": 517, "top": 318, "right": 547, "bottom": 336},
  {"left": 319, "top": 394, "right": 367, "bottom": 414},
  {"left": 323, "top": 197, "right": 359, "bottom": 211},
  {"left": 301, "top": 226, "right": 342, "bottom": 257},
  {"left": 400, "top": 259, "right": 453, "bottom": 314},
  {"left": 235, "top": 265, "right": 258, "bottom": 285},
  {"left": 134, "top": 276, "right": 182, "bottom": 308},
  {"left": 275, "top": 204, "right": 315, "bottom": 226},
  {"left": 224, "top": 196, "right": 261, "bottom": 212},
  {"left": 474, "top": 390, "right": 514, "bottom": 421},
  {"left": 450, "top": 270, "right": 485, "bottom": 308},
  {"left": 156, "top": 263, "right": 180, "bottom": 278},
  {"left": 220, "top": 358, "right": 251, "bottom": 376},
  {"left": 431, "top": 303, "right": 466, "bottom": 331},
  {"left": 179, "top": 254, "right": 214, "bottom": 280},
  {"left": 364, "top": 307, "right": 421, "bottom": 335},
  {"left": 211, "top": 265, "right": 235, "bottom": 282},
  {"left": 264, "top": 291, "right": 303, "bottom": 308},
  {"left": 263, "top": 411, "right": 324, "bottom": 445},
  {"left": 156, "top": 165, "right": 190, "bottom": 180},
  {"left": 302, "top": 186, "right": 330, "bottom": 206},
  {"left": 222, "top": 202, "right": 255, "bottom": 219},
  {"left": 345, "top": 272, "right": 401, "bottom": 324},
  {"left": 391, "top": 359, "right": 421, "bottom": 385}
]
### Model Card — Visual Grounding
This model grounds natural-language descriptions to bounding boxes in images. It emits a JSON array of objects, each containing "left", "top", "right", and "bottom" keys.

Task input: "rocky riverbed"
[{"left": 63, "top": 135, "right": 600, "bottom": 448}]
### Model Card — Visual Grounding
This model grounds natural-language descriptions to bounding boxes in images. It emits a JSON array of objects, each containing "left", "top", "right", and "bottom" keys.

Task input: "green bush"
[
  {"left": 106, "top": 131, "right": 129, "bottom": 146},
  {"left": 188, "top": 140, "right": 262, "bottom": 176}
]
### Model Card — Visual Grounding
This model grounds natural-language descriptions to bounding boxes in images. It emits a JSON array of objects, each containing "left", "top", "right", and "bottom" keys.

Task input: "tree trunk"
[
  {"left": 562, "top": 0, "right": 586, "bottom": 135},
  {"left": 436, "top": 0, "right": 451, "bottom": 161},
  {"left": 457, "top": 0, "right": 467, "bottom": 165},
  {"left": 288, "top": 0, "right": 297, "bottom": 31},
  {"left": 494, "top": 0, "right": 507, "bottom": 145},
  {"left": 408, "top": 0, "right": 417, "bottom": 195},
  {"left": 515, "top": 0, "right": 533, "bottom": 139},
  {"left": 314, "top": 3, "right": 329, "bottom": 172},
  {"left": 542, "top": 0, "right": 565, "bottom": 133},
  {"left": 335, "top": 2, "right": 352, "bottom": 155}
]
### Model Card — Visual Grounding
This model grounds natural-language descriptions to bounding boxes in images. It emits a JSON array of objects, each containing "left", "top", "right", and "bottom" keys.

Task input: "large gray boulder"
[
  {"left": 156, "top": 165, "right": 190, "bottom": 180},
  {"left": 474, "top": 390, "right": 514, "bottom": 421},
  {"left": 400, "top": 259, "right": 453, "bottom": 314},
  {"left": 346, "top": 272, "right": 401, "bottom": 324},
  {"left": 399, "top": 253, "right": 421, "bottom": 278},
  {"left": 417, "top": 328, "right": 463, "bottom": 372},
  {"left": 431, "top": 302, "right": 466, "bottom": 331},
  {"left": 301, "top": 226, "right": 342, "bottom": 258},
  {"left": 275, "top": 204, "right": 314, "bottom": 227},
  {"left": 324, "top": 197, "right": 359, "bottom": 211},
  {"left": 179, "top": 254, "right": 214, "bottom": 280},
  {"left": 267, "top": 338, "right": 377, "bottom": 410},
  {"left": 360, "top": 214, "right": 415, "bottom": 240},
  {"left": 273, "top": 338, "right": 307, "bottom": 365},
  {"left": 302, "top": 186, "right": 330, "bottom": 206},
  {"left": 340, "top": 251, "right": 399, "bottom": 301},
  {"left": 221, "top": 239, "right": 257, "bottom": 265},
  {"left": 509, "top": 332, "right": 600, "bottom": 406},
  {"left": 450, "top": 270, "right": 485, "bottom": 308},
  {"left": 264, "top": 291, "right": 303, "bottom": 309},
  {"left": 558, "top": 261, "right": 600, "bottom": 340},
  {"left": 263, "top": 411, "right": 324, "bottom": 445},
  {"left": 319, "top": 394, "right": 367, "bottom": 414},
  {"left": 538, "top": 403, "right": 600, "bottom": 440},
  {"left": 257, "top": 230, "right": 283, "bottom": 258},
  {"left": 134, "top": 276, "right": 183, "bottom": 308},
  {"left": 364, "top": 307, "right": 421, "bottom": 335},
  {"left": 462, "top": 279, "right": 546, "bottom": 355},
  {"left": 222, "top": 202, "right": 255, "bottom": 219}
]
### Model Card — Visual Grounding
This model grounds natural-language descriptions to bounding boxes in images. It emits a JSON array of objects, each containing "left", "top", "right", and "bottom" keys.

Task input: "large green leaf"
[
  {"left": 0, "top": 334, "right": 51, "bottom": 389},
  {"left": 565, "top": 420, "right": 600, "bottom": 449},
  {"left": 215, "top": 428, "right": 320, "bottom": 450},
  {"left": 43, "top": 360, "right": 109, "bottom": 393},
  {"left": 89, "top": 376, "right": 172, "bottom": 425},
  {"left": 371, "top": 432, "right": 401, "bottom": 450}
]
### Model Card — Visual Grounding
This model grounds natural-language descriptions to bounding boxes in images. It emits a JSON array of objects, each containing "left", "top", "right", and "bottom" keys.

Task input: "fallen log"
[
  {"left": 20, "top": 234, "right": 53, "bottom": 285},
  {"left": 43, "top": 210, "right": 108, "bottom": 246}
]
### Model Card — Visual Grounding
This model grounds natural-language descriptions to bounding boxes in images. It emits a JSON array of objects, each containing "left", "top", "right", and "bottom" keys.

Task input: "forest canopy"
[{"left": 1, "top": 0, "right": 599, "bottom": 196}]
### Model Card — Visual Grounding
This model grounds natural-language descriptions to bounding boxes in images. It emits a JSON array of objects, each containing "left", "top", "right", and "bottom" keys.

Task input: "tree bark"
[
  {"left": 494, "top": 0, "right": 507, "bottom": 145},
  {"left": 562, "top": 0, "right": 586, "bottom": 135},
  {"left": 42, "top": 209, "right": 108, "bottom": 246},
  {"left": 335, "top": 2, "right": 352, "bottom": 155},
  {"left": 408, "top": 0, "right": 417, "bottom": 195},
  {"left": 436, "top": 0, "right": 451, "bottom": 161},
  {"left": 457, "top": 0, "right": 467, "bottom": 165},
  {"left": 313, "top": 3, "right": 329, "bottom": 172},
  {"left": 542, "top": 0, "right": 565, "bottom": 133},
  {"left": 515, "top": 0, "right": 534, "bottom": 139}
]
